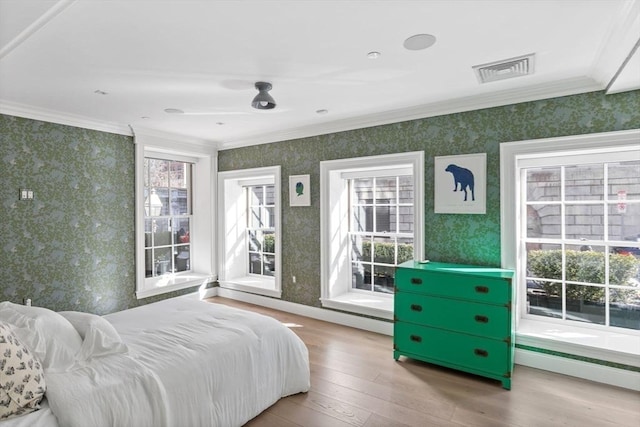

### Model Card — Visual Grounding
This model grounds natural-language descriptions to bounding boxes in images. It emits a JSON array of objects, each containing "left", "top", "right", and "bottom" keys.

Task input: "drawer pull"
[
  {"left": 410, "top": 304, "right": 423, "bottom": 312},
  {"left": 474, "top": 348, "right": 489, "bottom": 357},
  {"left": 410, "top": 277, "right": 423, "bottom": 285},
  {"left": 474, "top": 315, "right": 489, "bottom": 323},
  {"left": 410, "top": 335, "right": 422, "bottom": 343},
  {"left": 475, "top": 285, "right": 489, "bottom": 294}
]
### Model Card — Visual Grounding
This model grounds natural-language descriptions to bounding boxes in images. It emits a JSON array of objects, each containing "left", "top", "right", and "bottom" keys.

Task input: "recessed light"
[
  {"left": 164, "top": 108, "right": 184, "bottom": 114},
  {"left": 367, "top": 51, "right": 381, "bottom": 60},
  {"left": 216, "top": 122, "right": 225, "bottom": 126},
  {"left": 141, "top": 116, "right": 150, "bottom": 119},
  {"left": 316, "top": 109, "right": 329, "bottom": 115},
  {"left": 403, "top": 34, "right": 436, "bottom": 51},
  {"left": 94, "top": 89, "right": 108, "bottom": 95}
]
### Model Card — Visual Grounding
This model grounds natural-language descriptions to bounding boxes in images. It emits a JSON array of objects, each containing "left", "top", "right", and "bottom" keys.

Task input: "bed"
[{"left": 0, "top": 294, "right": 310, "bottom": 427}]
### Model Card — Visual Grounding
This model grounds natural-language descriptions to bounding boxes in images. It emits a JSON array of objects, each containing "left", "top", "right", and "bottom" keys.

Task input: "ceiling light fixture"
[
  {"left": 94, "top": 89, "right": 108, "bottom": 95},
  {"left": 251, "top": 81, "right": 276, "bottom": 110},
  {"left": 316, "top": 109, "right": 329, "bottom": 115},
  {"left": 403, "top": 34, "right": 436, "bottom": 51},
  {"left": 164, "top": 108, "right": 185, "bottom": 114}
]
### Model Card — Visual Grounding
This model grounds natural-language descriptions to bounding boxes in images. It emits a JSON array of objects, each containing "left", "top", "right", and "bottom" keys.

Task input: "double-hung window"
[
  {"left": 321, "top": 152, "right": 424, "bottom": 319},
  {"left": 134, "top": 133, "right": 214, "bottom": 299},
  {"left": 501, "top": 129, "right": 640, "bottom": 365},
  {"left": 144, "top": 158, "right": 193, "bottom": 278},
  {"left": 218, "top": 166, "right": 281, "bottom": 298}
]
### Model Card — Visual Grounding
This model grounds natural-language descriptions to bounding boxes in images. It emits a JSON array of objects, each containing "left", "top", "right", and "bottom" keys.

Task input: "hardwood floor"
[{"left": 207, "top": 297, "right": 640, "bottom": 427}]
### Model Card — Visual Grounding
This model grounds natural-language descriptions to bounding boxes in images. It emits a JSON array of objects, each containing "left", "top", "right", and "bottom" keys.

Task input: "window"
[
  {"left": 134, "top": 133, "right": 214, "bottom": 299},
  {"left": 144, "top": 158, "right": 193, "bottom": 278},
  {"left": 349, "top": 176, "right": 414, "bottom": 294},
  {"left": 522, "top": 156, "right": 640, "bottom": 331},
  {"left": 218, "top": 166, "right": 281, "bottom": 298},
  {"left": 501, "top": 129, "right": 640, "bottom": 361},
  {"left": 320, "top": 152, "right": 424, "bottom": 319},
  {"left": 247, "top": 185, "right": 276, "bottom": 277}
]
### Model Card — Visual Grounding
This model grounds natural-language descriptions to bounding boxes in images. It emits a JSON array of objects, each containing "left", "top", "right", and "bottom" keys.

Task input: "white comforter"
[{"left": 2, "top": 295, "right": 310, "bottom": 427}]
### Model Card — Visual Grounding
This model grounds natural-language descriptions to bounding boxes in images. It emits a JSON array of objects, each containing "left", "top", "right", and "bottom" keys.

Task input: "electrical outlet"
[
  {"left": 19, "top": 189, "right": 34, "bottom": 200},
  {"left": 292, "top": 276, "right": 296, "bottom": 284},
  {"left": 24, "top": 298, "right": 32, "bottom": 306}
]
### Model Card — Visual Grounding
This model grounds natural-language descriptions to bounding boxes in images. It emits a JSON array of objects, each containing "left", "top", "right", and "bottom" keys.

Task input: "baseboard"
[
  {"left": 199, "top": 287, "right": 638, "bottom": 391},
  {"left": 212, "top": 287, "right": 394, "bottom": 335},
  {"left": 515, "top": 348, "right": 640, "bottom": 391}
]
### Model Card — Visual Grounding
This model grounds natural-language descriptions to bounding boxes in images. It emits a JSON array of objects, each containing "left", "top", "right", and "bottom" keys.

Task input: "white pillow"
[
  {"left": 59, "top": 312, "right": 128, "bottom": 359},
  {"left": 0, "top": 322, "right": 46, "bottom": 420},
  {"left": 0, "top": 302, "right": 82, "bottom": 372}
]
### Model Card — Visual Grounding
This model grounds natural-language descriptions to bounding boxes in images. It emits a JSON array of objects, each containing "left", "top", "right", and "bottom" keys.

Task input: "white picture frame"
[
  {"left": 434, "top": 153, "right": 486, "bottom": 214},
  {"left": 289, "top": 174, "right": 310, "bottom": 207}
]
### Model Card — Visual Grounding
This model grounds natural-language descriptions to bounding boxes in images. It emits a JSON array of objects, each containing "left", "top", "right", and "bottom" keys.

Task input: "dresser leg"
[{"left": 501, "top": 378, "right": 511, "bottom": 390}]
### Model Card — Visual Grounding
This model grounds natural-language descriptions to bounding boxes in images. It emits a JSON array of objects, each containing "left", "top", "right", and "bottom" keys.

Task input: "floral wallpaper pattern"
[
  {"left": 0, "top": 115, "right": 199, "bottom": 314},
  {"left": 218, "top": 90, "right": 640, "bottom": 308}
]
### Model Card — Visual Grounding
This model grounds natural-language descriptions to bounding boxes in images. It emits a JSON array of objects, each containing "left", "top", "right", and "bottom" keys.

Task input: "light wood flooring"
[{"left": 207, "top": 297, "right": 640, "bottom": 427}]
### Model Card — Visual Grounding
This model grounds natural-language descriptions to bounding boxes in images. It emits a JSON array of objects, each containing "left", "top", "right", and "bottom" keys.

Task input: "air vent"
[{"left": 473, "top": 53, "right": 535, "bottom": 84}]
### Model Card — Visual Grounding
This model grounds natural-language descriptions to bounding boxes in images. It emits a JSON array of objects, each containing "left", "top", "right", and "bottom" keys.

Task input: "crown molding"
[
  {"left": 218, "top": 76, "right": 604, "bottom": 149},
  {"left": 0, "top": 100, "right": 132, "bottom": 136},
  {"left": 130, "top": 125, "right": 217, "bottom": 151}
]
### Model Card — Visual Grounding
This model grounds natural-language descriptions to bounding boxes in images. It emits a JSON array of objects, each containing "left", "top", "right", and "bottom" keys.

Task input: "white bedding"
[{"left": 1, "top": 294, "right": 310, "bottom": 427}]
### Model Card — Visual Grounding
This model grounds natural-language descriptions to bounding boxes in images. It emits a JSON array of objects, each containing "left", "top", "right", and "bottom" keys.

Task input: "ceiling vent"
[{"left": 473, "top": 53, "right": 535, "bottom": 84}]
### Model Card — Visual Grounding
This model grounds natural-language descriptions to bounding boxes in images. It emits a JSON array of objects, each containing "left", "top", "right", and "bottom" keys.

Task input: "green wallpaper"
[
  {"left": 0, "top": 114, "right": 199, "bottom": 314},
  {"left": 218, "top": 90, "right": 640, "bottom": 308}
]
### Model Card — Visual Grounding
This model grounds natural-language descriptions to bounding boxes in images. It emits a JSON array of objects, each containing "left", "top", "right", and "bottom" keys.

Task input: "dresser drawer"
[
  {"left": 394, "top": 321, "right": 510, "bottom": 377},
  {"left": 396, "top": 268, "right": 510, "bottom": 304},
  {"left": 395, "top": 292, "right": 509, "bottom": 340}
]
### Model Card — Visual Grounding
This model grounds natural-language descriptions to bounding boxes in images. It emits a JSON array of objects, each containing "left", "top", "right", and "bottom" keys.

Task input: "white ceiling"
[{"left": 1, "top": 0, "right": 639, "bottom": 149}]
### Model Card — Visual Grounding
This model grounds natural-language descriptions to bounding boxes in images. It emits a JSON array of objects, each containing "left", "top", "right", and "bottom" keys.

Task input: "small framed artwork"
[
  {"left": 289, "top": 174, "right": 310, "bottom": 207},
  {"left": 434, "top": 153, "right": 486, "bottom": 214}
]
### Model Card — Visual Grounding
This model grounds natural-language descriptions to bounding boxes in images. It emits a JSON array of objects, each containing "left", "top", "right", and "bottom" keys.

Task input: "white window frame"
[
  {"left": 217, "top": 166, "right": 282, "bottom": 298},
  {"left": 134, "top": 132, "right": 215, "bottom": 299},
  {"left": 320, "top": 152, "right": 424, "bottom": 319},
  {"left": 501, "top": 129, "right": 640, "bottom": 366}
]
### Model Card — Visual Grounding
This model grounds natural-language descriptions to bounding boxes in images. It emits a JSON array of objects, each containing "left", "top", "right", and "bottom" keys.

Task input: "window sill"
[
  {"left": 320, "top": 292, "right": 393, "bottom": 320},
  {"left": 219, "top": 276, "right": 281, "bottom": 299},
  {"left": 516, "top": 318, "right": 640, "bottom": 368},
  {"left": 136, "top": 272, "right": 212, "bottom": 299}
]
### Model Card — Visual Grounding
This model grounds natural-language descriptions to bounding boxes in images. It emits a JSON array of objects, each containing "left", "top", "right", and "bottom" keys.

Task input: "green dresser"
[{"left": 394, "top": 260, "right": 515, "bottom": 389}]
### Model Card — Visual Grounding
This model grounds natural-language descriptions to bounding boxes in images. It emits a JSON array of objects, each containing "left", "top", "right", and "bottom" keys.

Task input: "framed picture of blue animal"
[
  {"left": 434, "top": 153, "right": 486, "bottom": 214},
  {"left": 289, "top": 174, "right": 311, "bottom": 206}
]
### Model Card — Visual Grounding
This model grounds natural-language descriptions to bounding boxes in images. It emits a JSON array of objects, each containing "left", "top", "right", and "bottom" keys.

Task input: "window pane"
[
  {"left": 608, "top": 203, "right": 640, "bottom": 242},
  {"left": 565, "top": 204, "right": 603, "bottom": 240},
  {"left": 250, "top": 186, "right": 264, "bottom": 205},
  {"left": 527, "top": 205, "right": 561, "bottom": 238},
  {"left": 153, "top": 218, "right": 171, "bottom": 246},
  {"left": 373, "top": 236, "right": 394, "bottom": 265},
  {"left": 263, "top": 254, "right": 275, "bottom": 276},
  {"left": 353, "top": 205, "right": 372, "bottom": 233},
  {"left": 609, "top": 252, "right": 640, "bottom": 287},
  {"left": 397, "top": 238, "right": 414, "bottom": 264},
  {"left": 373, "top": 265, "right": 394, "bottom": 294},
  {"left": 263, "top": 231, "right": 275, "bottom": 254},
  {"left": 265, "top": 185, "right": 275, "bottom": 205},
  {"left": 249, "top": 207, "right": 263, "bottom": 229},
  {"left": 353, "top": 178, "right": 373, "bottom": 203},
  {"left": 248, "top": 230, "right": 262, "bottom": 252},
  {"left": 249, "top": 253, "right": 261, "bottom": 275},
  {"left": 175, "top": 218, "right": 190, "bottom": 243},
  {"left": 265, "top": 207, "right": 275, "bottom": 229},
  {"left": 565, "top": 245, "right": 605, "bottom": 285},
  {"left": 352, "top": 262, "right": 369, "bottom": 290},
  {"left": 399, "top": 176, "right": 413, "bottom": 203},
  {"left": 566, "top": 284, "right": 605, "bottom": 326},
  {"left": 527, "top": 167, "right": 560, "bottom": 202},
  {"left": 148, "top": 159, "right": 169, "bottom": 189},
  {"left": 610, "top": 289, "right": 640, "bottom": 330},
  {"left": 608, "top": 161, "right": 640, "bottom": 201},
  {"left": 376, "top": 177, "right": 396, "bottom": 203},
  {"left": 398, "top": 206, "right": 413, "bottom": 233},
  {"left": 175, "top": 246, "right": 190, "bottom": 272},
  {"left": 375, "top": 205, "right": 392, "bottom": 232},
  {"left": 145, "top": 249, "right": 153, "bottom": 278},
  {"left": 565, "top": 164, "right": 604, "bottom": 201},
  {"left": 351, "top": 235, "right": 367, "bottom": 263},
  {"left": 170, "top": 161, "right": 188, "bottom": 188},
  {"left": 154, "top": 247, "right": 172, "bottom": 275},
  {"left": 171, "top": 188, "right": 189, "bottom": 215}
]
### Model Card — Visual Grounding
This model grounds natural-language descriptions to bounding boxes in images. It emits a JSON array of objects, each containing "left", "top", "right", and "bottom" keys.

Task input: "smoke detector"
[{"left": 473, "top": 53, "right": 535, "bottom": 84}]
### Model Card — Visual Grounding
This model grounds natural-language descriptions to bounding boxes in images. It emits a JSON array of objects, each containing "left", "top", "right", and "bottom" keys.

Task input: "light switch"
[{"left": 19, "top": 189, "right": 34, "bottom": 200}]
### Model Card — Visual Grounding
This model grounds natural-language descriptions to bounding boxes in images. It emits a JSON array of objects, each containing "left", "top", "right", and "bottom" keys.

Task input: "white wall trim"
[
  {"left": 515, "top": 348, "right": 640, "bottom": 391},
  {"left": 213, "top": 287, "right": 394, "bottom": 336}
]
